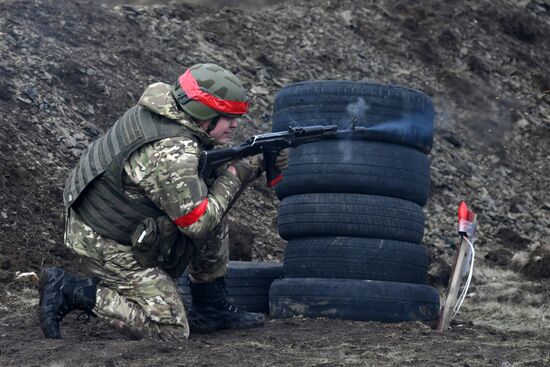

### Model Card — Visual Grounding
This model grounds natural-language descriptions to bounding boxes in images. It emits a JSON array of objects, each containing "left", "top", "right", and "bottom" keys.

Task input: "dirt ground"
[
  {"left": 1, "top": 307, "right": 549, "bottom": 367},
  {"left": 0, "top": 0, "right": 549, "bottom": 365}
]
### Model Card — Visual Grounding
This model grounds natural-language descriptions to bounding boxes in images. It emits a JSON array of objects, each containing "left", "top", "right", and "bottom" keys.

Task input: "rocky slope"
[{"left": 1, "top": 0, "right": 548, "bottom": 282}]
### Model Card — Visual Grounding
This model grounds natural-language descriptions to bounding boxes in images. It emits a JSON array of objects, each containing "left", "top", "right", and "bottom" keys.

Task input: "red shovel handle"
[
  {"left": 458, "top": 201, "right": 469, "bottom": 222},
  {"left": 458, "top": 201, "right": 477, "bottom": 236}
]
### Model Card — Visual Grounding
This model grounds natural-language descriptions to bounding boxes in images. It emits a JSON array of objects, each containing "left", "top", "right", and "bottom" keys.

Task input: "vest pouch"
[
  {"left": 131, "top": 217, "right": 161, "bottom": 268},
  {"left": 131, "top": 216, "right": 194, "bottom": 278}
]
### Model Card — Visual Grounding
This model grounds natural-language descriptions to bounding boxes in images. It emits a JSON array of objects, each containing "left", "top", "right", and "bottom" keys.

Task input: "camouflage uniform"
[{"left": 65, "top": 83, "right": 241, "bottom": 341}]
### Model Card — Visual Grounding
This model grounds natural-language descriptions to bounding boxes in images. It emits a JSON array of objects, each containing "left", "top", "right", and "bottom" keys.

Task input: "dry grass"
[
  {"left": 457, "top": 264, "right": 549, "bottom": 334},
  {"left": 463, "top": 301, "right": 549, "bottom": 334},
  {"left": 0, "top": 284, "right": 39, "bottom": 325}
]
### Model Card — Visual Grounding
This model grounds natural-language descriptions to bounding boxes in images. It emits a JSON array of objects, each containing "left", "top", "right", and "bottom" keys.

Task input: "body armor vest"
[{"left": 63, "top": 105, "right": 197, "bottom": 245}]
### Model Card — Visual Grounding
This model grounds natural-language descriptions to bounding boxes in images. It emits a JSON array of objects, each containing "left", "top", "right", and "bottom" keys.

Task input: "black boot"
[
  {"left": 188, "top": 277, "right": 266, "bottom": 333},
  {"left": 38, "top": 267, "right": 98, "bottom": 339}
]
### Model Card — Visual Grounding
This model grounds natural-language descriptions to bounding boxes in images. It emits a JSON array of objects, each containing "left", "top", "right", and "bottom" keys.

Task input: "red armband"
[{"left": 173, "top": 198, "right": 209, "bottom": 227}]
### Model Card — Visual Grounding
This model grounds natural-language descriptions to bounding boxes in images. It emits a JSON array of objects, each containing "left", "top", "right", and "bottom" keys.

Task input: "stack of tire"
[{"left": 269, "top": 81, "right": 440, "bottom": 323}]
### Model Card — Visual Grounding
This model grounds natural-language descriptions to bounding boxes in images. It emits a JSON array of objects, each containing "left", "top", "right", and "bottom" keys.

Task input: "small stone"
[
  {"left": 251, "top": 86, "right": 269, "bottom": 95},
  {"left": 24, "top": 86, "right": 38, "bottom": 100},
  {"left": 516, "top": 118, "right": 529, "bottom": 128},
  {"left": 16, "top": 96, "right": 32, "bottom": 104},
  {"left": 340, "top": 10, "right": 353, "bottom": 27}
]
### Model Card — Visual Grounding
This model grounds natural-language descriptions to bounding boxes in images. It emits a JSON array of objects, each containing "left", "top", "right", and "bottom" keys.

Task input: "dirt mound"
[
  {"left": 0, "top": 0, "right": 549, "bottom": 365},
  {"left": 512, "top": 244, "right": 550, "bottom": 279}
]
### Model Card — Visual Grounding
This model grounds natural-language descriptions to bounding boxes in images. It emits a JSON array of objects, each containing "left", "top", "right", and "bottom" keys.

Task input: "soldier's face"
[{"left": 208, "top": 116, "right": 239, "bottom": 144}]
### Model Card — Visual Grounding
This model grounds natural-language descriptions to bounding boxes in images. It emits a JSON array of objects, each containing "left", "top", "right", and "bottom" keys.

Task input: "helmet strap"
[{"left": 206, "top": 115, "right": 221, "bottom": 133}]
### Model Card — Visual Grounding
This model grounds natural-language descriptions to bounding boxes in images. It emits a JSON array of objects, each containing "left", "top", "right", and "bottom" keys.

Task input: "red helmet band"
[{"left": 178, "top": 69, "right": 249, "bottom": 116}]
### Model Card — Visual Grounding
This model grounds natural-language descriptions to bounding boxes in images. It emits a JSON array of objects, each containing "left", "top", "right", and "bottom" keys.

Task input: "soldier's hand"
[
  {"left": 213, "top": 164, "right": 230, "bottom": 178},
  {"left": 228, "top": 156, "right": 263, "bottom": 185},
  {"left": 275, "top": 148, "right": 289, "bottom": 170},
  {"left": 249, "top": 154, "right": 265, "bottom": 173}
]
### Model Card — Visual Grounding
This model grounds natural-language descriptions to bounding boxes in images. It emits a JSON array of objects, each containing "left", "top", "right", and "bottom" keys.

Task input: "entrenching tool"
[{"left": 437, "top": 201, "right": 477, "bottom": 332}]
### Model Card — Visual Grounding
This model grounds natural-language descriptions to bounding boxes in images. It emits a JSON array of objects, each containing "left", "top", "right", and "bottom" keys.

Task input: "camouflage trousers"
[{"left": 64, "top": 209, "right": 229, "bottom": 341}]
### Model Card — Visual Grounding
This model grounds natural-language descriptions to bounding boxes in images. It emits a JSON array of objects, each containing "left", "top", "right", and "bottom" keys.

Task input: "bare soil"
[
  {"left": 1, "top": 289, "right": 548, "bottom": 367},
  {"left": 0, "top": 0, "right": 549, "bottom": 365}
]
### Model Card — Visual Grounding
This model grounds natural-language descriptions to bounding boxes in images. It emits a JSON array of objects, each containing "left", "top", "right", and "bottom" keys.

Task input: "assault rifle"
[{"left": 198, "top": 125, "right": 338, "bottom": 187}]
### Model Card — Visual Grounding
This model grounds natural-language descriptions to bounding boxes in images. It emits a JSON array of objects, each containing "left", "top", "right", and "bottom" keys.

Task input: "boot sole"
[
  {"left": 188, "top": 308, "right": 266, "bottom": 334},
  {"left": 38, "top": 268, "right": 63, "bottom": 339},
  {"left": 226, "top": 314, "right": 266, "bottom": 330}
]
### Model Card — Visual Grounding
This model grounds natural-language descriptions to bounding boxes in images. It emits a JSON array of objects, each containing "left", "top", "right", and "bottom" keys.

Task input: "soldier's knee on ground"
[
  {"left": 157, "top": 324, "right": 190, "bottom": 341},
  {"left": 109, "top": 319, "right": 190, "bottom": 341}
]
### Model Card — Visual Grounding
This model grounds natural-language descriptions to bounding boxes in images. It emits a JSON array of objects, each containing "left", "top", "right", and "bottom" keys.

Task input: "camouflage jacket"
[{"left": 122, "top": 83, "right": 242, "bottom": 241}]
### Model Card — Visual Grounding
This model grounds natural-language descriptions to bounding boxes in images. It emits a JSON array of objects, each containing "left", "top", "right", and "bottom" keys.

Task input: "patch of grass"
[
  {"left": 0, "top": 286, "right": 39, "bottom": 324},
  {"left": 453, "top": 264, "right": 549, "bottom": 334},
  {"left": 473, "top": 265, "right": 521, "bottom": 284},
  {"left": 463, "top": 300, "right": 549, "bottom": 334}
]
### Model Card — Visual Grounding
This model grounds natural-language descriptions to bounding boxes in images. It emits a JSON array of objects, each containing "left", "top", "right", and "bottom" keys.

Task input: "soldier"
[{"left": 38, "top": 63, "right": 289, "bottom": 341}]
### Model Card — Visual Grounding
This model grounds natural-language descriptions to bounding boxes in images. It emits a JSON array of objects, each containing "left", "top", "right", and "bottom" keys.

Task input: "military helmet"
[{"left": 172, "top": 63, "right": 249, "bottom": 121}]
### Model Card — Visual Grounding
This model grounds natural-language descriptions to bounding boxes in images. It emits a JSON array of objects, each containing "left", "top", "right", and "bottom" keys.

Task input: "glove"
[
  {"left": 229, "top": 156, "right": 264, "bottom": 185},
  {"left": 249, "top": 154, "right": 265, "bottom": 173},
  {"left": 275, "top": 148, "right": 289, "bottom": 170},
  {"left": 204, "top": 164, "right": 230, "bottom": 187}
]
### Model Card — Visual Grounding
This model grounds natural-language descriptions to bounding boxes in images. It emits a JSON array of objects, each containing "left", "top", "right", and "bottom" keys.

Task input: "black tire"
[
  {"left": 269, "top": 278, "right": 440, "bottom": 322},
  {"left": 223, "top": 261, "right": 285, "bottom": 279},
  {"left": 272, "top": 81, "right": 434, "bottom": 153},
  {"left": 177, "top": 261, "right": 284, "bottom": 313},
  {"left": 284, "top": 237, "right": 428, "bottom": 284},
  {"left": 274, "top": 140, "right": 430, "bottom": 205},
  {"left": 277, "top": 193, "right": 425, "bottom": 243}
]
